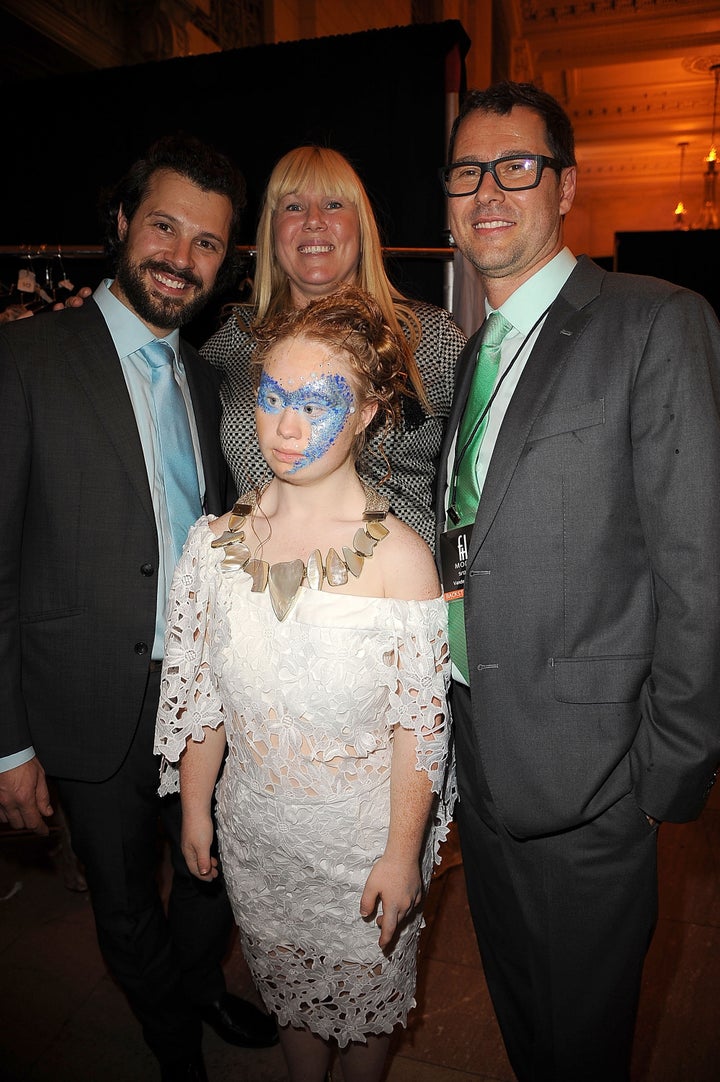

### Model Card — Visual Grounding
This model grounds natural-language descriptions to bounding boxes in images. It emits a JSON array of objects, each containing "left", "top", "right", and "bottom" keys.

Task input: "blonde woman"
[{"left": 202, "top": 146, "right": 466, "bottom": 546}]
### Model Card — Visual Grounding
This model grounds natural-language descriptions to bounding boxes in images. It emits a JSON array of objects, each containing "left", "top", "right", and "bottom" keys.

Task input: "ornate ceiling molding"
[
  {"left": 190, "top": 0, "right": 263, "bottom": 49},
  {"left": 519, "top": 0, "right": 707, "bottom": 21},
  {"left": 0, "top": 0, "right": 130, "bottom": 67},
  {"left": 0, "top": 0, "right": 263, "bottom": 70}
]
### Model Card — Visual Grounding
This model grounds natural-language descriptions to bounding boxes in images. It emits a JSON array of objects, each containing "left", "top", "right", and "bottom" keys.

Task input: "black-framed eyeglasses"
[{"left": 439, "top": 154, "right": 563, "bottom": 196}]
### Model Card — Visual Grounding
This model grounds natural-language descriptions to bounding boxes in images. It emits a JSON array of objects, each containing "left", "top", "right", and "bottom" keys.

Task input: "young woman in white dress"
[{"left": 155, "top": 287, "right": 454, "bottom": 1082}]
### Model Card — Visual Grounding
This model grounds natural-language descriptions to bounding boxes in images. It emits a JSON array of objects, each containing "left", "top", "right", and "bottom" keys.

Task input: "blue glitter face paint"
[{"left": 257, "top": 370, "right": 356, "bottom": 474}]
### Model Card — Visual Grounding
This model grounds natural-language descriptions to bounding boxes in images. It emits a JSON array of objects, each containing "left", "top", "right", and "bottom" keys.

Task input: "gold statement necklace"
[{"left": 211, "top": 483, "right": 390, "bottom": 621}]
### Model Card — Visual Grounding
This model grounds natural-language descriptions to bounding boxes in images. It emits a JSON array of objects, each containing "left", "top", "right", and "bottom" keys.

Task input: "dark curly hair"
[
  {"left": 101, "top": 133, "right": 246, "bottom": 293},
  {"left": 251, "top": 287, "right": 416, "bottom": 475}
]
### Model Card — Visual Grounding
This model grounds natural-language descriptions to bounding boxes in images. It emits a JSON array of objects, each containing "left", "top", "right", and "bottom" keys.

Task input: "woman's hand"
[
  {"left": 52, "top": 286, "right": 93, "bottom": 310},
  {"left": 359, "top": 853, "right": 423, "bottom": 950},
  {"left": 0, "top": 303, "right": 34, "bottom": 323},
  {"left": 181, "top": 812, "right": 219, "bottom": 881}
]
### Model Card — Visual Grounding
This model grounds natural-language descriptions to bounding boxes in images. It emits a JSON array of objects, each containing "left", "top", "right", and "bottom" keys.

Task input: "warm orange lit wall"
[
  {"left": 269, "top": 0, "right": 414, "bottom": 43},
  {"left": 266, "top": 0, "right": 492, "bottom": 86},
  {"left": 567, "top": 171, "right": 711, "bottom": 259}
]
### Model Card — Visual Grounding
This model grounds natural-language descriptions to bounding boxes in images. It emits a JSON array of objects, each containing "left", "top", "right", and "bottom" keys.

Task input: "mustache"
[{"left": 142, "top": 259, "right": 203, "bottom": 291}]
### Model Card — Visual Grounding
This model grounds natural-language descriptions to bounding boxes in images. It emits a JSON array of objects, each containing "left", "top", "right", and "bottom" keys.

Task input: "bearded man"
[{"left": 0, "top": 135, "right": 277, "bottom": 1081}]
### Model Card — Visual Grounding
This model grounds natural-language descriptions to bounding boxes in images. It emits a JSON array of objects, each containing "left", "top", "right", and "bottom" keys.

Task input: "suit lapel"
[
  {"left": 467, "top": 259, "right": 602, "bottom": 564},
  {"left": 69, "top": 304, "right": 156, "bottom": 527}
]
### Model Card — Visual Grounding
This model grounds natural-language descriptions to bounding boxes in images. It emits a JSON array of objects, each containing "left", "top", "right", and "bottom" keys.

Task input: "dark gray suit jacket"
[
  {"left": 0, "top": 300, "right": 233, "bottom": 781},
  {"left": 436, "top": 256, "right": 720, "bottom": 836}
]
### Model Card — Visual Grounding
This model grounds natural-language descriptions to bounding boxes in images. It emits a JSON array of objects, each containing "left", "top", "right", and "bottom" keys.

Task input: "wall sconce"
[{"left": 673, "top": 141, "right": 689, "bottom": 230}]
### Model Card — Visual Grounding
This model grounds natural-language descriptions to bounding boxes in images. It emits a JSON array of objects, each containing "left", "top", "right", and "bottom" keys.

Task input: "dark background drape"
[
  {"left": 614, "top": 231, "right": 720, "bottom": 317},
  {"left": 0, "top": 20, "right": 470, "bottom": 340}
]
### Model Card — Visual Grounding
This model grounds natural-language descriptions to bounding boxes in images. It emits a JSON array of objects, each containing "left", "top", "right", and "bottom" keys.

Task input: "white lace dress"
[{"left": 155, "top": 519, "right": 455, "bottom": 1046}]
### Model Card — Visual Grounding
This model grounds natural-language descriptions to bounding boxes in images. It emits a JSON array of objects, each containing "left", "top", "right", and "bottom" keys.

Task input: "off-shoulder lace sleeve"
[
  {"left": 389, "top": 597, "right": 456, "bottom": 854},
  {"left": 154, "top": 518, "right": 225, "bottom": 796}
]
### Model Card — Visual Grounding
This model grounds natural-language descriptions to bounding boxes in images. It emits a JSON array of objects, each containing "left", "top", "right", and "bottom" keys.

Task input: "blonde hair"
[{"left": 249, "top": 146, "right": 428, "bottom": 410}]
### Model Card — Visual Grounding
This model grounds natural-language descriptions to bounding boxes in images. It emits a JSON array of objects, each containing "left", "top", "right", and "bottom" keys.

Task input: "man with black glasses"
[{"left": 436, "top": 81, "right": 720, "bottom": 1082}]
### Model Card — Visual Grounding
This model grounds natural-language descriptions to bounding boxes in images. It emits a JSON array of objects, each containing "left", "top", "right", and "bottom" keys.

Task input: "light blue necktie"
[
  {"left": 140, "top": 340, "right": 202, "bottom": 563},
  {"left": 446, "top": 312, "right": 512, "bottom": 680}
]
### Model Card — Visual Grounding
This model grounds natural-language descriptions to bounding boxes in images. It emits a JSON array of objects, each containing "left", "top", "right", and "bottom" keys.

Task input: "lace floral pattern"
[{"left": 155, "top": 519, "right": 455, "bottom": 1045}]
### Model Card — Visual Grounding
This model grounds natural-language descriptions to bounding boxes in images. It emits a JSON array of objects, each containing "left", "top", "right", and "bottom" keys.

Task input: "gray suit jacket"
[
  {"left": 0, "top": 301, "right": 233, "bottom": 781},
  {"left": 437, "top": 256, "right": 720, "bottom": 836}
]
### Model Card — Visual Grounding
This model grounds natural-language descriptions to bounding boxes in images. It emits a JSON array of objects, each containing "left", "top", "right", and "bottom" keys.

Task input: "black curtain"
[
  {"left": 614, "top": 231, "right": 720, "bottom": 317},
  {"left": 1, "top": 20, "right": 470, "bottom": 334}
]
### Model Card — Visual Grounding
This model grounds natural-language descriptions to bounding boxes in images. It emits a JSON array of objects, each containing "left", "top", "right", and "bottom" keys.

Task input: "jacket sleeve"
[
  {"left": 0, "top": 331, "right": 33, "bottom": 758},
  {"left": 629, "top": 288, "right": 720, "bottom": 821}
]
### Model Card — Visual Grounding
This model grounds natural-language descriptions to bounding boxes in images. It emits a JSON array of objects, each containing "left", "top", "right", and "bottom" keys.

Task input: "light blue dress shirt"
[{"left": 93, "top": 279, "right": 206, "bottom": 657}]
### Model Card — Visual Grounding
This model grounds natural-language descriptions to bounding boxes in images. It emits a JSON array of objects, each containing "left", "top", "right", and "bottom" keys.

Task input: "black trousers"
[
  {"left": 55, "top": 667, "right": 234, "bottom": 1067},
  {"left": 452, "top": 681, "right": 658, "bottom": 1082}
]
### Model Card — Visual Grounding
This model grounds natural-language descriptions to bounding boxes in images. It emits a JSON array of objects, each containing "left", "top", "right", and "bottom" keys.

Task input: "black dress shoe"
[
  {"left": 160, "top": 1053, "right": 208, "bottom": 1081},
  {"left": 200, "top": 992, "right": 278, "bottom": 1048}
]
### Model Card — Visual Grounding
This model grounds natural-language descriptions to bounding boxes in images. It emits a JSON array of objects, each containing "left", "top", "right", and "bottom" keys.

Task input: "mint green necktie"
[
  {"left": 447, "top": 311, "right": 512, "bottom": 680},
  {"left": 140, "top": 340, "right": 202, "bottom": 564}
]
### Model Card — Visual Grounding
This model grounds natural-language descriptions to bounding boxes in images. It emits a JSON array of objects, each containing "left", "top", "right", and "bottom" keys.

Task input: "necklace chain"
[{"left": 210, "top": 483, "right": 390, "bottom": 621}]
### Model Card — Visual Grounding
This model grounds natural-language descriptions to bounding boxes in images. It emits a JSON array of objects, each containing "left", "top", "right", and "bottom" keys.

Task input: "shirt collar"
[
  {"left": 94, "top": 279, "right": 182, "bottom": 365},
  {"left": 489, "top": 247, "right": 577, "bottom": 334}
]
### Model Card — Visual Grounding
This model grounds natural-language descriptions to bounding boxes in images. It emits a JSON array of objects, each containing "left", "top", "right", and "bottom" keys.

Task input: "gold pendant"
[
  {"left": 353, "top": 528, "right": 376, "bottom": 557},
  {"left": 221, "top": 541, "right": 250, "bottom": 569},
  {"left": 326, "top": 548, "right": 348, "bottom": 586},
  {"left": 215, "top": 484, "right": 391, "bottom": 619},
  {"left": 268, "top": 559, "right": 305, "bottom": 621},
  {"left": 366, "top": 520, "right": 389, "bottom": 541},
  {"left": 211, "top": 529, "right": 245, "bottom": 549},
  {"left": 228, "top": 500, "right": 253, "bottom": 530},
  {"left": 343, "top": 546, "right": 364, "bottom": 578},
  {"left": 306, "top": 549, "right": 325, "bottom": 591},
  {"left": 245, "top": 559, "right": 269, "bottom": 593}
]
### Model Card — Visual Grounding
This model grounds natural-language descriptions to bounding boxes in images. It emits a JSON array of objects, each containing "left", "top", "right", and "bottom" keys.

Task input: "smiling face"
[
  {"left": 255, "top": 335, "right": 375, "bottom": 482},
  {"left": 272, "top": 187, "right": 361, "bottom": 307},
  {"left": 447, "top": 106, "right": 576, "bottom": 307},
  {"left": 111, "top": 168, "right": 232, "bottom": 334}
]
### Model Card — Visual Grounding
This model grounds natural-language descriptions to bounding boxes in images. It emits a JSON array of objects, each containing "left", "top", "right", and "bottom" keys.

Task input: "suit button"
[
  {"left": 140, "top": 563, "right": 155, "bottom": 576},
  {"left": 134, "top": 642, "right": 149, "bottom": 655}
]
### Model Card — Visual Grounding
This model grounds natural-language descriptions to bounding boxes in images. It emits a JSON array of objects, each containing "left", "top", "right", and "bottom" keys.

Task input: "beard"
[{"left": 114, "top": 244, "right": 215, "bottom": 330}]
